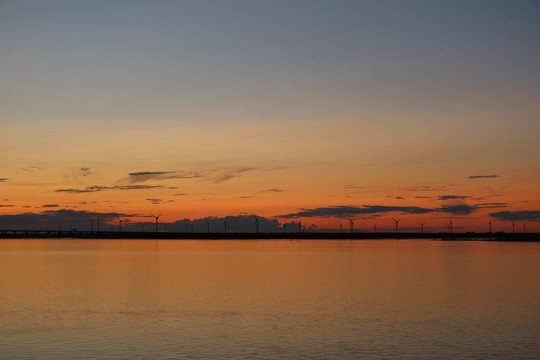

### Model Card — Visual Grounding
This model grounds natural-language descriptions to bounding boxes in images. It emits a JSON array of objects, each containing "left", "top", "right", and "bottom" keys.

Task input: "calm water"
[{"left": 1, "top": 239, "right": 539, "bottom": 359}]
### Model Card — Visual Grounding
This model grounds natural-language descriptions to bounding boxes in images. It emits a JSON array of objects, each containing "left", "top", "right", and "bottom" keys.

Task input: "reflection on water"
[{"left": 1, "top": 239, "right": 539, "bottom": 359}]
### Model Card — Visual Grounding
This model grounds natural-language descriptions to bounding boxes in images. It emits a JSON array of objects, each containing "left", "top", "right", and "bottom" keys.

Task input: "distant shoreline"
[{"left": 0, "top": 230, "right": 538, "bottom": 241}]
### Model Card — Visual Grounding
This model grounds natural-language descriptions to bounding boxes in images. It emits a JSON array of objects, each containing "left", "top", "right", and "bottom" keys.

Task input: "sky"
[{"left": 1, "top": 0, "right": 539, "bottom": 232}]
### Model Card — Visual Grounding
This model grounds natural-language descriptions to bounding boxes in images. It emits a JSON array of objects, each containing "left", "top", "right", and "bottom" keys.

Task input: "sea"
[{"left": 1, "top": 238, "right": 539, "bottom": 359}]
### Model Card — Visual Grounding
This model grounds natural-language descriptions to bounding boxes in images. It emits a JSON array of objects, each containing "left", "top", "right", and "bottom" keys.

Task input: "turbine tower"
[
  {"left": 392, "top": 218, "right": 401, "bottom": 233},
  {"left": 419, "top": 222, "right": 425, "bottom": 234},
  {"left": 151, "top": 213, "right": 161, "bottom": 232},
  {"left": 255, "top": 217, "right": 259, "bottom": 233},
  {"left": 447, "top": 218, "right": 453, "bottom": 234},
  {"left": 347, "top": 216, "right": 354, "bottom": 233},
  {"left": 511, "top": 221, "right": 515, "bottom": 233},
  {"left": 488, "top": 220, "right": 492, "bottom": 234}
]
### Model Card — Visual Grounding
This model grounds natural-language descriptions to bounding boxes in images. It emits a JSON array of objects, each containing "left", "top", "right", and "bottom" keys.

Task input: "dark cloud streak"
[
  {"left": 490, "top": 210, "right": 540, "bottom": 221},
  {"left": 55, "top": 185, "right": 163, "bottom": 193},
  {"left": 468, "top": 175, "right": 500, "bottom": 179}
]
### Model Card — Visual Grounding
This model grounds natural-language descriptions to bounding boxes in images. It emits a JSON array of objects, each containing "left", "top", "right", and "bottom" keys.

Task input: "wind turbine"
[
  {"left": 347, "top": 216, "right": 354, "bottom": 233},
  {"left": 392, "top": 218, "right": 401, "bottom": 233},
  {"left": 254, "top": 216, "right": 259, "bottom": 233},
  {"left": 447, "top": 218, "right": 453, "bottom": 234},
  {"left": 511, "top": 221, "right": 515, "bottom": 233},
  {"left": 419, "top": 222, "right": 425, "bottom": 234},
  {"left": 151, "top": 213, "right": 161, "bottom": 232},
  {"left": 488, "top": 220, "right": 492, "bottom": 233}
]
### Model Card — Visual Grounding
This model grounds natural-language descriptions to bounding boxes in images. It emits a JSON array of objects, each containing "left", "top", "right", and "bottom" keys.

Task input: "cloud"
[
  {"left": 437, "top": 195, "right": 470, "bottom": 200},
  {"left": 262, "top": 188, "right": 284, "bottom": 193},
  {"left": 395, "top": 196, "right": 405, "bottom": 200},
  {"left": 280, "top": 205, "right": 434, "bottom": 218},
  {"left": 489, "top": 210, "right": 540, "bottom": 221},
  {"left": 146, "top": 198, "right": 162, "bottom": 204},
  {"left": 55, "top": 185, "right": 163, "bottom": 193},
  {"left": 475, "top": 202, "right": 507, "bottom": 209},
  {"left": 437, "top": 204, "right": 477, "bottom": 215},
  {"left": 127, "top": 171, "right": 201, "bottom": 183},
  {"left": 168, "top": 215, "right": 282, "bottom": 233},
  {"left": 468, "top": 175, "right": 500, "bottom": 179},
  {"left": 401, "top": 186, "right": 448, "bottom": 192},
  {"left": 22, "top": 166, "right": 44, "bottom": 172},
  {"left": 41, "top": 204, "right": 59, "bottom": 208},
  {"left": 213, "top": 167, "right": 256, "bottom": 183},
  {"left": 80, "top": 168, "right": 90, "bottom": 176},
  {"left": 0, "top": 210, "right": 136, "bottom": 230},
  {"left": 344, "top": 185, "right": 364, "bottom": 189},
  {"left": 0, "top": 204, "right": 14, "bottom": 208},
  {"left": 0, "top": 178, "right": 8, "bottom": 182}
]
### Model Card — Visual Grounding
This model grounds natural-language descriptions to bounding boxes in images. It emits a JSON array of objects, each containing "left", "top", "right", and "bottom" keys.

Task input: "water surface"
[{"left": 1, "top": 239, "right": 539, "bottom": 359}]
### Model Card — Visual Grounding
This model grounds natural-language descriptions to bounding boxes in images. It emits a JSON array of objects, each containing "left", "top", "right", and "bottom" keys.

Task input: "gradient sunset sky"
[{"left": 1, "top": 0, "right": 539, "bottom": 232}]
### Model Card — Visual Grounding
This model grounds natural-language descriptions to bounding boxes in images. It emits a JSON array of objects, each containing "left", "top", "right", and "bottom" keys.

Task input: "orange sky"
[{"left": 1, "top": 1, "right": 539, "bottom": 232}]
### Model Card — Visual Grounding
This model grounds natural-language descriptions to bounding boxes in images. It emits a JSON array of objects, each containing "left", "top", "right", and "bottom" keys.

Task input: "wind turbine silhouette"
[
  {"left": 254, "top": 216, "right": 259, "bottom": 233},
  {"left": 447, "top": 218, "right": 453, "bottom": 234},
  {"left": 392, "top": 218, "right": 401, "bottom": 233},
  {"left": 488, "top": 220, "right": 492, "bottom": 233},
  {"left": 347, "top": 216, "right": 354, "bottom": 233},
  {"left": 419, "top": 222, "right": 425, "bottom": 233},
  {"left": 151, "top": 213, "right": 161, "bottom": 232}
]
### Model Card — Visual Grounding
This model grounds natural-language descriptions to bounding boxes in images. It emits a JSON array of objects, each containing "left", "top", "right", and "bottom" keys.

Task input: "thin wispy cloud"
[
  {"left": 344, "top": 185, "right": 364, "bottom": 189},
  {"left": 262, "top": 188, "right": 284, "bottom": 193},
  {"left": 80, "top": 168, "right": 90, "bottom": 176},
  {"left": 213, "top": 167, "right": 256, "bottom": 183},
  {"left": 468, "top": 175, "right": 500, "bottom": 179},
  {"left": 0, "top": 178, "right": 8, "bottom": 182},
  {"left": 55, "top": 185, "right": 163, "bottom": 193},
  {"left": 438, "top": 195, "right": 470, "bottom": 200},
  {"left": 475, "top": 202, "right": 507, "bottom": 209},
  {"left": 401, "top": 186, "right": 449, "bottom": 192},
  {"left": 127, "top": 171, "right": 201, "bottom": 183}
]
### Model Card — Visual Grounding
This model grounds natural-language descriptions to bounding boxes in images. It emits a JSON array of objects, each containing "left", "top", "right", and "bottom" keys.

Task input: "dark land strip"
[{"left": 0, "top": 230, "right": 538, "bottom": 241}]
